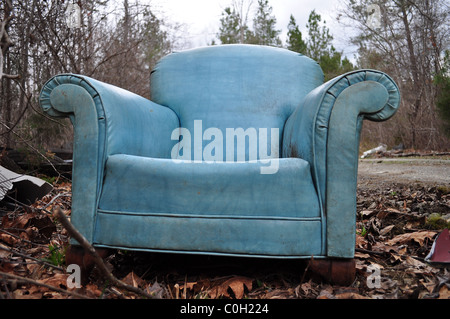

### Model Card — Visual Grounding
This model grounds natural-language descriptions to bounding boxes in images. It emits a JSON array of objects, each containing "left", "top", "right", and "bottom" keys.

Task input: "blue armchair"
[{"left": 40, "top": 44, "right": 400, "bottom": 285}]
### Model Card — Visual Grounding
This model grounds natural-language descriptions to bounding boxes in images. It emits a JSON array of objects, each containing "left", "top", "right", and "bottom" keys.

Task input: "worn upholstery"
[
  {"left": 150, "top": 45, "right": 323, "bottom": 161},
  {"left": 39, "top": 44, "right": 400, "bottom": 259}
]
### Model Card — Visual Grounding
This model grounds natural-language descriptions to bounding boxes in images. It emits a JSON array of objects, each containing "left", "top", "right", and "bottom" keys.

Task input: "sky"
[{"left": 150, "top": 0, "right": 358, "bottom": 59}]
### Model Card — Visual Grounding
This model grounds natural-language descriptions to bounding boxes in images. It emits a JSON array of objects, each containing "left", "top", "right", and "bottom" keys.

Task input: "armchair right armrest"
[{"left": 282, "top": 69, "right": 400, "bottom": 258}]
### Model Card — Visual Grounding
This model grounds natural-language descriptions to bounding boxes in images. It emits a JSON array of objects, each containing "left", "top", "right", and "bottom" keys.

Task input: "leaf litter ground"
[{"left": 0, "top": 176, "right": 449, "bottom": 299}]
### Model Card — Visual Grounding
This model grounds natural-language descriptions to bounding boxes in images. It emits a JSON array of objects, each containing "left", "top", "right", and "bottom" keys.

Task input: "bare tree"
[
  {"left": 338, "top": 0, "right": 450, "bottom": 150},
  {"left": 0, "top": 0, "right": 18, "bottom": 81},
  {"left": 1, "top": 0, "right": 180, "bottom": 155},
  {"left": 234, "top": 0, "right": 254, "bottom": 43}
]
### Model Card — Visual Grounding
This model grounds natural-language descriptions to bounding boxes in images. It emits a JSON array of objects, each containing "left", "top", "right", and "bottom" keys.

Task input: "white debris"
[
  {"left": 0, "top": 165, "right": 52, "bottom": 203},
  {"left": 361, "top": 144, "right": 387, "bottom": 159}
]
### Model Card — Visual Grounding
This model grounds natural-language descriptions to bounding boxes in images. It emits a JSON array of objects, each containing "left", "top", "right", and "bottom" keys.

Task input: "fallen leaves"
[
  {"left": 1, "top": 176, "right": 449, "bottom": 299},
  {"left": 118, "top": 271, "right": 166, "bottom": 298},
  {"left": 172, "top": 275, "right": 253, "bottom": 299},
  {"left": 354, "top": 182, "right": 450, "bottom": 299},
  {"left": 438, "top": 285, "right": 450, "bottom": 299},
  {"left": 379, "top": 224, "right": 395, "bottom": 236},
  {"left": 387, "top": 231, "right": 437, "bottom": 246},
  {"left": 209, "top": 276, "right": 253, "bottom": 299}
]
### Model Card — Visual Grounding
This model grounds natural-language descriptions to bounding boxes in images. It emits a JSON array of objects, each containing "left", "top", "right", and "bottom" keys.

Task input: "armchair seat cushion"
[
  {"left": 94, "top": 154, "right": 323, "bottom": 256},
  {"left": 98, "top": 154, "right": 320, "bottom": 219}
]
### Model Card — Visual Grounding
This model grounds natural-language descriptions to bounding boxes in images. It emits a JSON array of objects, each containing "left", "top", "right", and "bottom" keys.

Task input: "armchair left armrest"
[
  {"left": 283, "top": 69, "right": 400, "bottom": 257},
  {"left": 39, "top": 74, "right": 179, "bottom": 243}
]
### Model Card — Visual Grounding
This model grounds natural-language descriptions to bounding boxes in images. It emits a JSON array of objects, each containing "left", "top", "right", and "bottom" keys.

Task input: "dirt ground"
[{"left": 358, "top": 158, "right": 450, "bottom": 189}]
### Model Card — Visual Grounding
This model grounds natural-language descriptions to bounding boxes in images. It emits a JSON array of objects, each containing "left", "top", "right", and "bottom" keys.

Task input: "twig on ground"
[
  {"left": 0, "top": 243, "right": 64, "bottom": 271},
  {"left": 0, "top": 271, "right": 91, "bottom": 299},
  {"left": 355, "top": 247, "right": 386, "bottom": 256},
  {"left": 55, "top": 207, "right": 157, "bottom": 299},
  {"left": 300, "top": 256, "right": 313, "bottom": 286},
  {"left": 0, "top": 228, "right": 48, "bottom": 247},
  {"left": 1, "top": 276, "right": 11, "bottom": 299},
  {"left": 42, "top": 192, "right": 71, "bottom": 210}
]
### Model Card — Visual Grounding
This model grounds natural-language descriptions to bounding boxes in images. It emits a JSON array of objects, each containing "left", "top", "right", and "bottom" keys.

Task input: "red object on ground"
[{"left": 426, "top": 228, "right": 450, "bottom": 263}]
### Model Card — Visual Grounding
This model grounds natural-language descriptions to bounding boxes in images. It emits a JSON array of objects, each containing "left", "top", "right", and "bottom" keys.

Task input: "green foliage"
[
  {"left": 41, "top": 176, "right": 57, "bottom": 185},
  {"left": 425, "top": 213, "right": 450, "bottom": 230},
  {"left": 434, "top": 50, "right": 450, "bottom": 137},
  {"left": 286, "top": 15, "right": 307, "bottom": 54},
  {"left": 303, "top": 10, "right": 355, "bottom": 80},
  {"left": 305, "top": 10, "right": 334, "bottom": 61},
  {"left": 250, "top": 0, "right": 281, "bottom": 46},
  {"left": 215, "top": 5, "right": 355, "bottom": 80},
  {"left": 216, "top": 0, "right": 281, "bottom": 47},
  {"left": 42, "top": 244, "right": 66, "bottom": 267},
  {"left": 437, "top": 185, "right": 450, "bottom": 195},
  {"left": 319, "top": 51, "right": 355, "bottom": 81},
  {"left": 218, "top": 7, "right": 243, "bottom": 44},
  {"left": 357, "top": 224, "right": 368, "bottom": 237},
  {"left": 140, "top": 7, "right": 172, "bottom": 68}
]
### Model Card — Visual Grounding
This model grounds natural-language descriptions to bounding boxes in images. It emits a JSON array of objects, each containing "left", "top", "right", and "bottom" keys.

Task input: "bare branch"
[
  {"left": 0, "top": 0, "right": 18, "bottom": 81},
  {"left": 0, "top": 242, "right": 64, "bottom": 271},
  {"left": 1, "top": 73, "right": 19, "bottom": 79},
  {"left": 56, "top": 207, "right": 158, "bottom": 299},
  {"left": 0, "top": 271, "right": 91, "bottom": 299}
]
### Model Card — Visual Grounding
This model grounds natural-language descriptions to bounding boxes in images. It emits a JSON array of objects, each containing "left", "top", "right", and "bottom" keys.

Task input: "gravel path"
[{"left": 358, "top": 158, "right": 450, "bottom": 189}]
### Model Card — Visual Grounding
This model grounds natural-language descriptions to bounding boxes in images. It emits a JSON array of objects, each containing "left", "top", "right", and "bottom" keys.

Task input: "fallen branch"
[
  {"left": 383, "top": 150, "right": 450, "bottom": 158},
  {"left": 55, "top": 207, "right": 157, "bottom": 299},
  {"left": 0, "top": 271, "right": 91, "bottom": 299},
  {"left": 0, "top": 242, "right": 64, "bottom": 272},
  {"left": 42, "top": 192, "right": 71, "bottom": 210},
  {"left": 355, "top": 247, "right": 386, "bottom": 256},
  {"left": 0, "top": 228, "right": 48, "bottom": 248}
]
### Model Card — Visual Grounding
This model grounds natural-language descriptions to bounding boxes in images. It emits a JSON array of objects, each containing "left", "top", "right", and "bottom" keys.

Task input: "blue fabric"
[
  {"left": 39, "top": 74, "right": 179, "bottom": 242},
  {"left": 40, "top": 80, "right": 102, "bottom": 242},
  {"left": 283, "top": 70, "right": 400, "bottom": 205},
  {"left": 99, "top": 154, "right": 320, "bottom": 218},
  {"left": 283, "top": 70, "right": 400, "bottom": 257},
  {"left": 151, "top": 44, "right": 323, "bottom": 161},
  {"left": 93, "top": 213, "right": 323, "bottom": 257}
]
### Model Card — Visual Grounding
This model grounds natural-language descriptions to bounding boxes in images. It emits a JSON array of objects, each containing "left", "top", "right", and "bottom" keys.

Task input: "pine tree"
[
  {"left": 434, "top": 50, "right": 450, "bottom": 137},
  {"left": 217, "top": 7, "right": 242, "bottom": 44},
  {"left": 302, "top": 10, "right": 354, "bottom": 81},
  {"left": 286, "top": 14, "right": 306, "bottom": 54},
  {"left": 305, "top": 9, "right": 334, "bottom": 61},
  {"left": 250, "top": 0, "right": 281, "bottom": 46}
]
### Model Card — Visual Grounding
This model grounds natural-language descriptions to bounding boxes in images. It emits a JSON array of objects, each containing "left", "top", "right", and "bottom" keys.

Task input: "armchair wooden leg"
[
  {"left": 308, "top": 258, "right": 356, "bottom": 286},
  {"left": 65, "top": 245, "right": 112, "bottom": 285}
]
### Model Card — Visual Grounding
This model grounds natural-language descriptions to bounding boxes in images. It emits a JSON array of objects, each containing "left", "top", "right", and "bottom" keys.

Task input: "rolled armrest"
[
  {"left": 40, "top": 74, "right": 179, "bottom": 158},
  {"left": 39, "top": 74, "right": 179, "bottom": 242},
  {"left": 283, "top": 69, "right": 400, "bottom": 257}
]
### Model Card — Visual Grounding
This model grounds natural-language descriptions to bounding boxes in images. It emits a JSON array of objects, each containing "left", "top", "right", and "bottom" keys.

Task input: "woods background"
[{"left": 1, "top": 0, "right": 449, "bottom": 161}]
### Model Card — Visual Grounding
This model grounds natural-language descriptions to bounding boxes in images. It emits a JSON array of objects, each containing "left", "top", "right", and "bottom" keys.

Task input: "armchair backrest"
[{"left": 150, "top": 44, "right": 323, "bottom": 161}]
